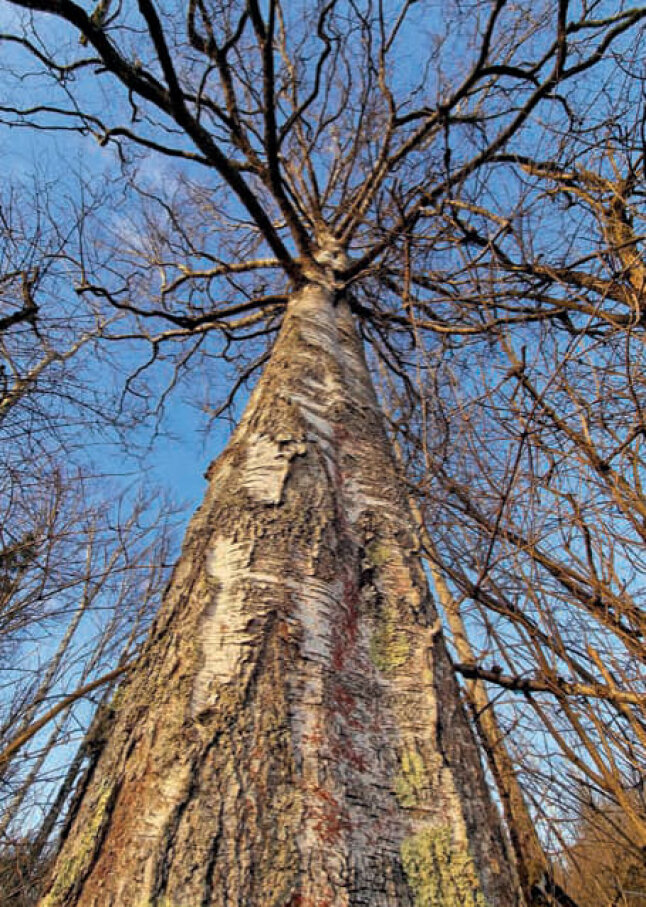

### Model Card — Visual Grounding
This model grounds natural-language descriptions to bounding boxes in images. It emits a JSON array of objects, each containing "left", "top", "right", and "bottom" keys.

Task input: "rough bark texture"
[{"left": 40, "top": 283, "right": 521, "bottom": 906}]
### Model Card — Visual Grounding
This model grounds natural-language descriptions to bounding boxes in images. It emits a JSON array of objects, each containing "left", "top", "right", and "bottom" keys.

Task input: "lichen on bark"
[
  {"left": 401, "top": 826, "right": 488, "bottom": 907},
  {"left": 395, "top": 747, "right": 428, "bottom": 809},
  {"left": 40, "top": 780, "right": 116, "bottom": 906},
  {"left": 369, "top": 595, "right": 411, "bottom": 672}
]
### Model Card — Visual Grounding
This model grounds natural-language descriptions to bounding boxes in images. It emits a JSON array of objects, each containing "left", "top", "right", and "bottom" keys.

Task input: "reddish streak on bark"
[
  {"left": 311, "top": 788, "right": 352, "bottom": 843},
  {"left": 331, "top": 577, "right": 360, "bottom": 671},
  {"left": 331, "top": 682, "right": 356, "bottom": 714},
  {"left": 332, "top": 736, "right": 367, "bottom": 772},
  {"left": 287, "top": 894, "right": 333, "bottom": 907},
  {"left": 330, "top": 640, "right": 346, "bottom": 672}
]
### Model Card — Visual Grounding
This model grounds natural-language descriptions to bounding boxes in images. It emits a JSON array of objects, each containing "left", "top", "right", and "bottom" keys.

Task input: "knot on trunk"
[{"left": 301, "top": 234, "right": 350, "bottom": 290}]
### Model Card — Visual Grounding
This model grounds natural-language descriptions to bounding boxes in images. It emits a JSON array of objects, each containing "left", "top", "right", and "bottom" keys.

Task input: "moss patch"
[
  {"left": 41, "top": 780, "right": 114, "bottom": 906},
  {"left": 401, "top": 825, "right": 487, "bottom": 907},
  {"left": 369, "top": 599, "right": 410, "bottom": 671},
  {"left": 395, "top": 747, "right": 428, "bottom": 808},
  {"left": 109, "top": 683, "right": 127, "bottom": 711},
  {"left": 366, "top": 540, "right": 392, "bottom": 567}
]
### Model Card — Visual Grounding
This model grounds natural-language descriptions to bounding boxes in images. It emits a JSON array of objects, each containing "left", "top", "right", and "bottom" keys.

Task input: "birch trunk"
[{"left": 40, "top": 282, "right": 521, "bottom": 906}]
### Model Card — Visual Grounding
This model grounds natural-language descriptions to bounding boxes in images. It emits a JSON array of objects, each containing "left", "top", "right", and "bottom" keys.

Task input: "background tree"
[
  {"left": 401, "top": 127, "right": 646, "bottom": 863},
  {"left": 0, "top": 178, "right": 177, "bottom": 904},
  {"left": 559, "top": 792, "right": 646, "bottom": 906},
  {"left": 0, "top": 0, "right": 644, "bottom": 904}
]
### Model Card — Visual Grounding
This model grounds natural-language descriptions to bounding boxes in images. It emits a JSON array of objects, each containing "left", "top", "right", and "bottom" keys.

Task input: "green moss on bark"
[
  {"left": 366, "top": 540, "right": 392, "bottom": 567},
  {"left": 401, "top": 825, "right": 488, "bottom": 907},
  {"left": 395, "top": 747, "right": 428, "bottom": 808},
  {"left": 369, "top": 598, "right": 410, "bottom": 671},
  {"left": 41, "top": 780, "right": 114, "bottom": 906}
]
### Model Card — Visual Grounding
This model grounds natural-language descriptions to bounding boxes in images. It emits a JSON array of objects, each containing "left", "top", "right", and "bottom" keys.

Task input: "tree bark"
[{"left": 40, "top": 282, "right": 521, "bottom": 906}]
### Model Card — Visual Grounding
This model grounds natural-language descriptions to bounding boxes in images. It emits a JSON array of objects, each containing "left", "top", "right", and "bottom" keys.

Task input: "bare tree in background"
[
  {"left": 0, "top": 180, "right": 177, "bottom": 904},
  {"left": 398, "top": 126, "right": 646, "bottom": 882},
  {"left": 559, "top": 792, "right": 646, "bottom": 906},
  {"left": 0, "top": 0, "right": 645, "bottom": 904}
]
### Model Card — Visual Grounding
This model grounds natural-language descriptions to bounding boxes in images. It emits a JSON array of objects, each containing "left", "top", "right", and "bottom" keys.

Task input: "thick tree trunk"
[{"left": 40, "top": 283, "right": 522, "bottom": 906}]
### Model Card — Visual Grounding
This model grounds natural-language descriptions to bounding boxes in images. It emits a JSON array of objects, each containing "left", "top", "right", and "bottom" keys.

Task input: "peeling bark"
[{"left": 40, "top": 283, "right": 522, "bottom": 906}]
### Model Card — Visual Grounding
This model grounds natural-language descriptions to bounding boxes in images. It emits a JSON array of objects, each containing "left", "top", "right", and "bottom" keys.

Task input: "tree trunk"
[{"left": 40, "top": 283, "right": 522, "bottom": 906}]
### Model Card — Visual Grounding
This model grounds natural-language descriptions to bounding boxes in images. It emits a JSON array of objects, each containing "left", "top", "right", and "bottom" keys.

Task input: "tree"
[
  {"left": 401, "top": 134, "right": 646, "bottom": 865},
  {"left": 1, "top": 0, "right": 645, "bottom": 904},
  {"left": 0, "top": 177, "right": 177, "bottom": 902},
  {"left": 560, "top": 792, "right": 646, "bottom": 906}
]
